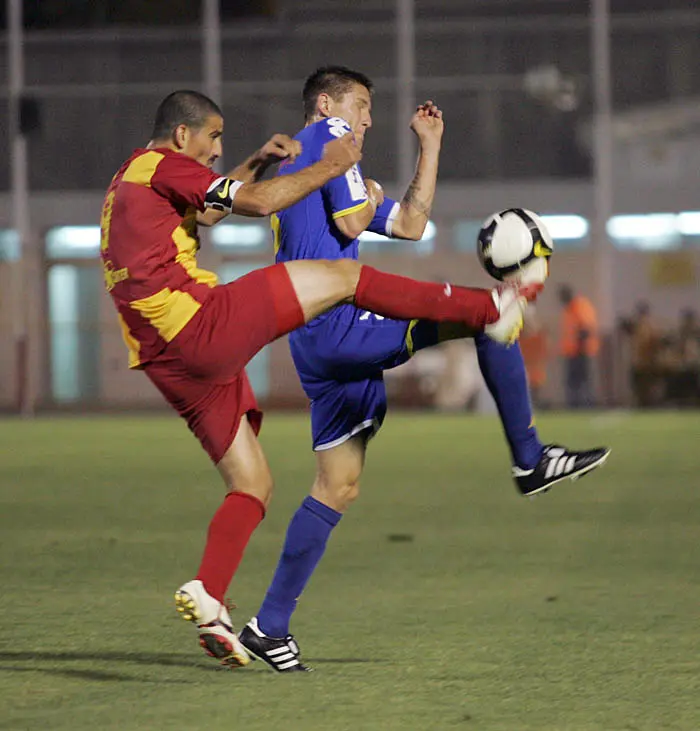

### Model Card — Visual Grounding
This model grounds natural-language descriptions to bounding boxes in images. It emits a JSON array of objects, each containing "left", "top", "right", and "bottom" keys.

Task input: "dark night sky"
[{"left": 0, "top": 0, "right": 698, "bottom": 30}]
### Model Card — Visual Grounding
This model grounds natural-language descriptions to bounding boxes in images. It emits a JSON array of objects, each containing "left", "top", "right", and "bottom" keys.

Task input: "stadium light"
[
  {"left": 210, "top": 224, "right": 268, "bottom": 249},
  {"left": 676, "top": 211, "right": 700, "bottom": 236},
  {"left": 607, "top": 214, "right": 677, "bottom": 240},
  {"left": 46, "top": 226, "right": 101, "bottom": 258},
  {"left": 540, "top": 215, "right": 589, "bottom": 240}
]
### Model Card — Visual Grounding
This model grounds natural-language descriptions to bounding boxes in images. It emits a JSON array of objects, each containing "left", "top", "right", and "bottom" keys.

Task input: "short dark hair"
[
  {"left": 302, "top": 66, "right": 373, "bottom": 120},
  {"left": 559, "top": 285, "right": 573, "bottom": 304},
  {"left": 151, "top": 90, "right": 223, "bottom": 141}
]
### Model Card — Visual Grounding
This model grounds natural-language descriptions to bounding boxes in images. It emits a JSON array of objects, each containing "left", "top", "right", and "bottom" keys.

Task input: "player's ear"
[
  {"left": 173, "top": 124, "right": 189, "bottom": 150},
  {"left": 317, "top": 92, "right": 332, "bottom": 118}
]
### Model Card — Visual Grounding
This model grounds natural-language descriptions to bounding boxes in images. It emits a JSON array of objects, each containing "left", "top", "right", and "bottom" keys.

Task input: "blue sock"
[
  {"left": 257, "top": 496, "right": 342, "bottom": 638},
  {"left": 475, "top": 333, "right": 543, "bottom": 470}
]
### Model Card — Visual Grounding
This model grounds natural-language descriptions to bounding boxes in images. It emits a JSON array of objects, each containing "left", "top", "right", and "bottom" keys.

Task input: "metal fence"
[{"left": 1, "top": 7, "right": 700, "bottom": 190}]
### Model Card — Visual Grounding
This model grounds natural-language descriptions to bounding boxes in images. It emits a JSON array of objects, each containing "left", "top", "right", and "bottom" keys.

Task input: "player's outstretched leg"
[
  {"left": 280, "top": 259, "right": 538, "bottom": 344},
  {"left": 473, "top": 334, "right": 611, "bottom": 495},
  {"left": 410, "top": 322, "right": 610, "bottom": 496}
]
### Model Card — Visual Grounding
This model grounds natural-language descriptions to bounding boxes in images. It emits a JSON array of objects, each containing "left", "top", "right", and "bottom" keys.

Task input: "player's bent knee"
[{"left": 225, "top": 469, "right": 274, "bottom": 507}]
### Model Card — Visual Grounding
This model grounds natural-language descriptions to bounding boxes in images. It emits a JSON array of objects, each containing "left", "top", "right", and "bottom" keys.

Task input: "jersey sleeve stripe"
[
  {"left": 122, "top": 151, "right": 165, "bottom": 186},
  {"left": 384, "top": 201, "right": 401, "bottom": 237},
  {"left": 331, "top": 199, "right": 370, "bottom": 220}
]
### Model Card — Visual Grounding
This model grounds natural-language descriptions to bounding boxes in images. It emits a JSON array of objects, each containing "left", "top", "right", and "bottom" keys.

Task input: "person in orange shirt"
[{"left": 559, "top": 285, "right": 599, "bottom": 408}]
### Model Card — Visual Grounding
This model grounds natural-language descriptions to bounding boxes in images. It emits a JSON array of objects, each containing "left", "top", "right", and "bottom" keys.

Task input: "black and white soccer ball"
[{"left": 477, "top": 208, "right": 554, "bottom": 282}]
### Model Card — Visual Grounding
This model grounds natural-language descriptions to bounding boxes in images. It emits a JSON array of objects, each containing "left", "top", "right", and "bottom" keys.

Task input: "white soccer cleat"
[
  {"left": 174, "top": 579, "right": 252, "bottom": 668},
  {"left": 505, "top": 256, "right": 550, "bottom": 287},
  {"left": 485, "top": 280, "right": 544, "bottom": 345}
]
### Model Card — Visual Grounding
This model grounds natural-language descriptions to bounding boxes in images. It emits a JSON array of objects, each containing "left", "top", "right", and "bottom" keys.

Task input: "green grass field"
[{"left": 1, "top": 411, "right": 699, "bottom": 731}]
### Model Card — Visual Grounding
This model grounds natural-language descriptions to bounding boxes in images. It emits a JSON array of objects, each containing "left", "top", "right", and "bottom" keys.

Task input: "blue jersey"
[
  {"left": 273, "top": 117, "right": 400, "bottom": 269},
  {"left": 272, "top": 117, "right": 420, "bottom": 450}
]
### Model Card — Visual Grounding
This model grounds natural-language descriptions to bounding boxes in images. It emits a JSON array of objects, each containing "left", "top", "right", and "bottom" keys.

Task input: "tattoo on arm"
[{"left": 402, "top": 178, "right": 432, "bottom": 218}]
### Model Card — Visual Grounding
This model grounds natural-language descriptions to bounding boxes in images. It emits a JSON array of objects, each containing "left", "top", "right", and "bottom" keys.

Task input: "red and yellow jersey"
[{"left": 100, "top": 148, "right": 220, "bottom": 368}]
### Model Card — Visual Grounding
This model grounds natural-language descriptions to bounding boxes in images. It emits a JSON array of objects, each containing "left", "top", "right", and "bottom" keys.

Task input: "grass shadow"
[{"left": 0, "top": 664, "right": 188, "bottom": 684}]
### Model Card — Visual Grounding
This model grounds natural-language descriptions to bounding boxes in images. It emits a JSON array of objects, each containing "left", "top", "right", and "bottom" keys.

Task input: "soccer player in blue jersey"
[{"left": 237, "top": 67, "right": 610, "bottom": 671}]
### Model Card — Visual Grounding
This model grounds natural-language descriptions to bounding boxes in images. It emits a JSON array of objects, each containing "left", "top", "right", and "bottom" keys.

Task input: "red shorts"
[{"left": 144, "top": 264, "right": 303, "bottom": 464}]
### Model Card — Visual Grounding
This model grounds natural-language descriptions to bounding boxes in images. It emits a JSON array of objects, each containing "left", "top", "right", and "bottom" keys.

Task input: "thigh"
[
  {"left": 174, "top": 264, "right": 304, "bottom": 382},
  {"left": 294, "top": 311, "right": 417, "bottom": 382},
  {"left": 145, "top": 353, "right": 261, "bottom": 466},
  {"left": 310, "top": 376, "right": 387, "bottom": 451}
]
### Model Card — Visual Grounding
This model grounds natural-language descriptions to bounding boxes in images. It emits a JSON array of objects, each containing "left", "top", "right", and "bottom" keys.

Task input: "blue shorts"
[{"left": 289, "top": 305, "right": 438, "bottom": 450}]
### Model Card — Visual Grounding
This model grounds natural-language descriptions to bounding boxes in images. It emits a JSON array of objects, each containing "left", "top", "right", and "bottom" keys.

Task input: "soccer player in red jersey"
[{"left": 100, "top": 89, "right": 535, "bottom": 668}]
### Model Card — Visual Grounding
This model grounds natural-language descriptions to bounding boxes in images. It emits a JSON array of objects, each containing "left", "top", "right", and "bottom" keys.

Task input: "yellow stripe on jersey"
[
  {"left": 122, "top": 150, "right": 165, "bottom": 186},
  {"left": 271, "top": 213, "right": 281, "bottom": 255},
  {"left": 404, "top": 319, "right": 419, "bottom": 357},
  {"left": 332, "top": 199, "right": 370, "bottom": 220},
  {"left": 171, "top": 224, "right": 218, "bottom": 287},
  {"left": 129, "top": 287, "right": 202, "bottom": 343},
  {"left": 117, "top": 312, "right": 143, "bottom": 369}
]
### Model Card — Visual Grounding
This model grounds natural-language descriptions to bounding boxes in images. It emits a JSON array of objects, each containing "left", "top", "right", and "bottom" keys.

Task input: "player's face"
[
  {"left": 328, "top": 83, "right": 372, "bottom": 148},
  {"left": 181, "top": 114, "right": 224, "bottom": 168}
]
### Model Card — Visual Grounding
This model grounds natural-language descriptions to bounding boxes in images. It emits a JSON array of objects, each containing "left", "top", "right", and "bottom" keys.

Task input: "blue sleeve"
[
  {"left": 313, "top": 118, "right": 371, "bottom": 220},
  {"left": 366, "top": 196, "right": 401, "bottom": 237}
]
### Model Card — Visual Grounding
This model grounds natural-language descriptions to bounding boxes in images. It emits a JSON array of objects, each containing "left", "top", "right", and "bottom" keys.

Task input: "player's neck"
[
  {"left": 306, "top": 114, "right": 325, "bottom": 127},
  {"left": 148, "top": 138, "right": 179, "bottom": 153}
]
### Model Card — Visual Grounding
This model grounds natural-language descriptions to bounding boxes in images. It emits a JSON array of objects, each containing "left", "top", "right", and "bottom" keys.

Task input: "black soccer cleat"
[
  {"left": 513, "top": 444, "right": 611, "bottom": 497},
  {"left": 238, "top": 617, "right": 311, "bottom": 673}
]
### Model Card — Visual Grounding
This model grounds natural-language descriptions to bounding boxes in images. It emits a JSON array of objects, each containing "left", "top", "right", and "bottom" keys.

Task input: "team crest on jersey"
[{"left": 327, "top": 117, "right": 351, "bottom": 138}]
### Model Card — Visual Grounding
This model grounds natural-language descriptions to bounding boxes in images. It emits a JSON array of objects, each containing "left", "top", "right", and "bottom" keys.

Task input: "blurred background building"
[{"left": 0, "top": 0, "right": 698, "bottom": 412}]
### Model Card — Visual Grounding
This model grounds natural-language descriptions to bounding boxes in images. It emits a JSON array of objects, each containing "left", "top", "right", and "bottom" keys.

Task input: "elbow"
[
  {"left": 396, "top": 223, "right": 425, "bottom": 241},
  {"left": 335, "top": 218, "right": 364, "bottom": 240},
  {"left": 252, "top": 203, "right": 274, "bottom": 218},
  {"left": 406, "top": 228, "right": 424, "bottom": 241},
  {"left": 342, "top": 225, "right": 365, "bottom": 240}
]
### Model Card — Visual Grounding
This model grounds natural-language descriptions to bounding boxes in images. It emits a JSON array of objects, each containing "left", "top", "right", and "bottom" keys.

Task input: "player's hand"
[
  {"left": 365, "top": 178, "right": 385, "bottom": 207},
  {"left": 410, "top": 100, "right": 444, "bottom": 152},
  {"left": 322, "top": 134, "right": 362, "bottom": 174},
  {"left": 259, "top": 134, "right": 302, "bottom": 165}
]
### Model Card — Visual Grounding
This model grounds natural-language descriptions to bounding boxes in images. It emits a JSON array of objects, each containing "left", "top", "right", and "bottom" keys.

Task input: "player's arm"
[
  {"left": 391, "top": 101, "right": 444, "bottom": 241},
  {"left": 197, "top": 134, "right": 302, "bottom": 226},
  {"left": 332, "top": 180, "right": 382, "bottom": 240},
  {"left": 204, "top": 135, "right": 361, "bottom": 218}
]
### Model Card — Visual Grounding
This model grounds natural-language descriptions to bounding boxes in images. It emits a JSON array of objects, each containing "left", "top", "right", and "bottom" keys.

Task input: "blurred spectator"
[
  {"left": 519, "top": 306, "right": 550, "bottom": 410},
  {"left": 627, "top": 301, "right": 662, "bottom": 407},
  {"left": 665, "top": 309, "right": 700, "bottom": 406},
  {"left": 558, "top": 285, "right": 599, "bottom": 408}
]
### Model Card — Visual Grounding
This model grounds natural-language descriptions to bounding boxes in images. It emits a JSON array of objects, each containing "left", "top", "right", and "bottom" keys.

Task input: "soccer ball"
[{"left": 477, "top": 208, "right": 554, "bottom": 282}]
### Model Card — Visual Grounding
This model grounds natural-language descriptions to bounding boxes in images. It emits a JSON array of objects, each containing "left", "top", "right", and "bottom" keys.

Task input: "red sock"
[
  {"left": 195, "top": 492, "right": 266, "bottom": 603},
  {"left": 354, "top": 266, "right": 498, "bottom": 327}
]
